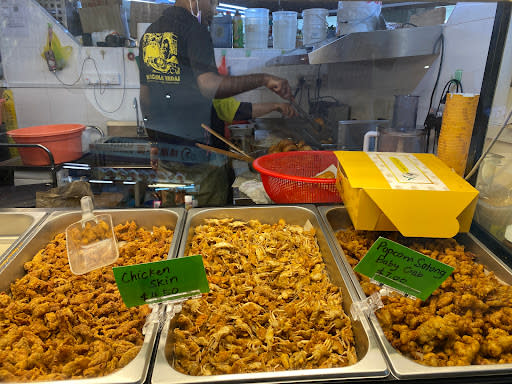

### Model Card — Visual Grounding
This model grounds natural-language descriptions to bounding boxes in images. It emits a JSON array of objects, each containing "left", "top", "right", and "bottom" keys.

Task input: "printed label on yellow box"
[{"left": 367, "top": 153, "right": 449, "bottom": 191}]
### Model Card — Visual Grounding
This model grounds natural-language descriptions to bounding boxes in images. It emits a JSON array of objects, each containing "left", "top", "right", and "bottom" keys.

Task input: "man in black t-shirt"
[
  {"left": 139, "top": 0, "right": 292, "bottom": 206},
  {"left": 139, "top": 0, "right": 292, "bottom": 144}
]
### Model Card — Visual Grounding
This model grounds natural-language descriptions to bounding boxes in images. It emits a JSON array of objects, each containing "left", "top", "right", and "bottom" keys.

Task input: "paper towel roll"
[
  {"left": 437, "top": 93, "right": 479, "bottom": 176},
  {"left": 137, "top": 23, "right": 151, "bottom": 43}
]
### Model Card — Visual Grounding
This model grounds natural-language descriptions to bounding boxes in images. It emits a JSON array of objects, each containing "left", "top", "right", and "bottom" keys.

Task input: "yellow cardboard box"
[{"left": 335, "top": 151, "right": 479, "bottom": 238}]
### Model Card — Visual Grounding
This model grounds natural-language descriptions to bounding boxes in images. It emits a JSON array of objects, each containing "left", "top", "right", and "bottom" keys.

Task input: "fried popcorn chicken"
[
  {"left": 335, "top": 227, "right": 512, "bottom": 367},
  {"left": 0, "top": 221, "right": 174, "bottom": 381},
  {"left": 171, "top": 218, "right": 357, "bottom": 376}
]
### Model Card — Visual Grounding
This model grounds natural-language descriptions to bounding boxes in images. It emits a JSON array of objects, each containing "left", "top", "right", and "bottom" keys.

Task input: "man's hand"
[
  {"left": 275, "top": 103, "right": 297, "bottom": 118},
  {"left": 264, "top": 74, "right": 292, "bottom": 100}
]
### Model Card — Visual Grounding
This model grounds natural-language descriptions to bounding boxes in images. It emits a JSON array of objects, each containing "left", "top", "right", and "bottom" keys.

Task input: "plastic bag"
[
  {"left": 41, "top": 24, "right": 72, "bottom": 71},
  {"left": 36, "top": 181, "right": 93, "bottom": 208}
]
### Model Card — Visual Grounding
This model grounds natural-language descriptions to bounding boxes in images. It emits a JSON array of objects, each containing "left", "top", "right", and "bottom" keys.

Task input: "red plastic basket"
[{"left": 252, "top": 151, "right": 342, "bottom": 204}]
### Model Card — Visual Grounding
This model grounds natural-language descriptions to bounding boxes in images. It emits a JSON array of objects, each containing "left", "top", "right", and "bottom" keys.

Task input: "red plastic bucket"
[{"left": 7, "top": 124, "right": 86, "bottom": 165}]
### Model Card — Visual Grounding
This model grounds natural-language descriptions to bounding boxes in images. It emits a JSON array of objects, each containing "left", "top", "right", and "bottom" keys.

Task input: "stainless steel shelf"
[{"left": 266, "top": 25, "right": 443, "bottom": 66}]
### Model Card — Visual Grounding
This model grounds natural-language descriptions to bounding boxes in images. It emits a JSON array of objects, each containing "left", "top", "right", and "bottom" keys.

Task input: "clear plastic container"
[
  {"left": 302, "top": 8, "right": 328, "bottom": 46},
  {"left": 245, "top": 8, "right": 269, "bottom": 49},
  {"left": 336, "top": 1, "right": 381, "bottom": 36},
  {"left": 272, "top": 11, "right": 297, "bottom": 50}
]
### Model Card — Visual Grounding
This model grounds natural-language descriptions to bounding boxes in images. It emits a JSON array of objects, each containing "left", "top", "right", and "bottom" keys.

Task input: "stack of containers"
[
  {"left": 245, "top": 8, "right": 269, "bottom": 48},
  {"left": 436, "top": 93, "right": 480, "bottom": 176},
  {"left": 302, "top": 8, "right": 329, "bottom": 46},
  {"left": 272, "top": 11, "right": 297, "bottom": 50}
]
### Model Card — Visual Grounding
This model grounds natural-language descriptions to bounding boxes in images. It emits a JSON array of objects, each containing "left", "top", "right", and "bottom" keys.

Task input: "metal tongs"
[
  {"left": 197, "top": 124, "right": 254, "bottom": 163},
  {"left": 289, "top": 99, "right": 323, "bottom": 148}
]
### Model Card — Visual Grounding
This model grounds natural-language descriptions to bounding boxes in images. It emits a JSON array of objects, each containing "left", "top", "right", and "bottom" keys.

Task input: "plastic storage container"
[
  {"left": 336, "top": 1, "right": 381, "bottom": 36},
  {"left": 211, "top": 14, "right": 233, "bottom": 48},
  {"left": 272, "top": 11, "right": 297, "bottom": 50},
  {"left": 437, "top": 93, "right": 480, "bottom": 176},
  {"left": 245, "top": 8, "right": 269, "bottom": 49},
  {"left": 7, "top": 124, "right": 85, "bottom": 165},
  {"left": 302, "top": 8, "right": 328, "bottom": 46}
]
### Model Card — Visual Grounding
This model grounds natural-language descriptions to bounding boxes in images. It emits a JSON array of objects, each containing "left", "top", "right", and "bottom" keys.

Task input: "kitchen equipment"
[
  {"left": 391, "top": 94, "right": 419, "bottom": 131},
  {"left": 201, "top": 123, "right": 254, "bottom": 161},
  {"left": 252, "top": 151, "right": 342, "bottom": 203},
  {"left": 133, "top": 97, "right": 146, "bottom": 137},
  {"left": 272, "top": 11, "right": 297, "bottom": 50},
  {"left": 338, "top": 120, "right": 389, "bottom": 150},
  {"left": 7, "top": 124, "right": 85, "bottom": 165},
  {"left": 365, "top": 128, "right": 426, "bottom": 152},
  {"left": 302, "top": 8, "right": 328, "bottom": 46},
  {"left": 289, "top": 99, "right": 324, "bottom": 147},
  {"left": 151, "top": 205, "right": 389, "bottom": 384},
  {"left": 363, "top": 95, "right": 425, "bottom": 153},
  {"left": 65, "top": 196, "right": 118, "bottom": 275},
  {"left": 228, "top": 123, "right": 254, "bottom": 155},
  {"left": 195, "top": 143, "right": 253, "bottom": 163},
  {"left": 245, "top": 8, "right": 269, "bottom": 49},
  {"left": 318, "top": 205, "right": 512, "bottom": 379},
  {"left": 0, "top": 207, "right": 185, "bottom": 384}
]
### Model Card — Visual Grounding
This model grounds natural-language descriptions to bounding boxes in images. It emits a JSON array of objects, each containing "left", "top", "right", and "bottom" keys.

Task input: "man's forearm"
[
  {"left": 251, "top": 103, "right": 278, "bottom": 118},
  {"left": 215, "top": 74, "right": 266, "bottom": 99}
]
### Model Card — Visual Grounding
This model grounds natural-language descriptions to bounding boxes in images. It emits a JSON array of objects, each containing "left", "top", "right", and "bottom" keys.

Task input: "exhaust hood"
[{"left": 266, "top": 25, "right": 443, "bottom": 66}]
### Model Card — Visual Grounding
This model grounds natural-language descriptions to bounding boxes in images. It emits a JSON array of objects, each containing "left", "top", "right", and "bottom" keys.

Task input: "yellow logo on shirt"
[{"left": 142, "top": 32, "right": 180, "bottom": 83}]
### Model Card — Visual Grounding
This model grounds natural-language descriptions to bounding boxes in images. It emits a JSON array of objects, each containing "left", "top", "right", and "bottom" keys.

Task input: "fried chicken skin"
[
  {"left": 171, "top": 218, "right": 357, "bottom": 375},
  {"left": 0, "top": 221, "right": 174, "bottom": 381}
]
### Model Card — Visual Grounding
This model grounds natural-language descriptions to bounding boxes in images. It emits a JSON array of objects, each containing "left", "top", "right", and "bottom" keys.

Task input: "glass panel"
[{"left": 475, "top": 15, "right": 512, "bottom": 249}]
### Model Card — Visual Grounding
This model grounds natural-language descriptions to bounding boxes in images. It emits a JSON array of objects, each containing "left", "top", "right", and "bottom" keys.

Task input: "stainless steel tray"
[
  {"left": 152, "top": 205, "right": 389, "bottom": 384},
  {"left": 0, "top": 209, "right": 47, "bottom": 264},
  {"left": 318, "top": 205, "right": 512, "bottom": 379},
  {"left": 0, "top": 208, "right": 186, "bottom": 384}
]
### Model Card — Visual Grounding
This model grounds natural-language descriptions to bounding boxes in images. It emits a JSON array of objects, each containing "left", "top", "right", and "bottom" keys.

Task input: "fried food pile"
[
  {"left": 0, "top": 221, "right": 174, "bottom": 382},
  {"left": 268, "top": 139, "right": 313, "bottom": 154},
  {"left": 171, "top": 218, "right": 357, "bottom": 375},
  {"left": 336, "top": 228, "right": 512, "bottom": 367}
]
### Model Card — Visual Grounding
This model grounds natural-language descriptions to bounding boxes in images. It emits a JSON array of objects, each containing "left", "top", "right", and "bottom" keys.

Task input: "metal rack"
[{"left": 0, "top": 143, "right": 59, "bottom": 187}]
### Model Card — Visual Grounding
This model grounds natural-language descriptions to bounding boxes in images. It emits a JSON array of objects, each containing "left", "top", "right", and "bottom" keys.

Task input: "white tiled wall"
[{"left": 414, "top": 2, "right": 497, "bottom": 125}]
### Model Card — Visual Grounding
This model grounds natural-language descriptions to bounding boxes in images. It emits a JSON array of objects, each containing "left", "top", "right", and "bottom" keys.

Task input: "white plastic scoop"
[{"left": 66, "top": 196, "right": 119, "bottom": 275}]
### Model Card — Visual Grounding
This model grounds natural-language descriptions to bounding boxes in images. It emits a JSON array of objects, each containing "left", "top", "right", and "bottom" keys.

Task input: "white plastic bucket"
[
  {"left": 337, "top": 1, "right": 381, "bottom": 36},
  {"left": 272, "top": 11, "right": 297, "bottom": 50},
  {"left": 245, "top": 8, "right": 269, "bottom": 49},
  {"left": 302, "top": 8, "right": 328, "bottom": 46}
]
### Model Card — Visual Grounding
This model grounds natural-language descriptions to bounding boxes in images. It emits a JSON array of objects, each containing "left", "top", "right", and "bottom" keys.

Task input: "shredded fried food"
[
  {"left": 171, "top": 218, "right": 357, "bottom": 376},
  {"left": 335, "top": 228, "right": 512, "bottom": 367},
  {"left": 0, "top": 221, "right": 174, "bottom": 382}
]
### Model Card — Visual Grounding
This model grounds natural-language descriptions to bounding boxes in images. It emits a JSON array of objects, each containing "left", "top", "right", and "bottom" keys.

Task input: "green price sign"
[
  {"left": 353, "top": 237, "right": 454, "bottom": 301},
  {"left": 113, "top": 255, "right": 210, "bottom": 308}
]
